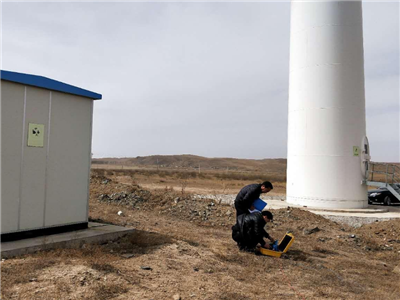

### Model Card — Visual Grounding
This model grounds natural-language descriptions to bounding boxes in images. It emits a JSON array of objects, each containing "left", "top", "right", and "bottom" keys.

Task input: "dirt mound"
[
  {"left": 89, "top": 173, "right": 400, "bottom": 260},
  {"left": 356, "top": 218, "right": 400, "bottom": 236},
  {"left": 91, "top": 173, "right": 149, "bottom": 204},
  {"left": 355, "top": 219, "right": 400, "bottom": 252},
  {"left": 90, "top": 173, "right": 113, "bottom": 185},
  {"left": 153, "top": 192, "right": 236, "bottom": 227},
  {"left": 98, "top": 188, "right": 151, "bottom": 208},
  {"left": 273, "top": 207, "right": 342, "bottom": 230},
  {"left": 90, "top": 173, "right": 237, "bottom": 227},
  {"left": 90, "top": 174, "right": 347, "bottom": 234}
]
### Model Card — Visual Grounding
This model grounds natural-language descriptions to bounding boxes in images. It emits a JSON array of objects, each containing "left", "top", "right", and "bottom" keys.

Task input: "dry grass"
[
  {"left": 2, "top": 210, "right": 399, "bottom": 300},
  {"left": 91, "top": 167, "right": 287, "bottom": 195},
  {"left": 92, "top": 155, "right": 287, "bottom": 173},
  {"left": 91, "top": 166, "right": 286, "bottom": 182},
  {"left": 2, "top": 170, "right": 400, "bottom": 300}
]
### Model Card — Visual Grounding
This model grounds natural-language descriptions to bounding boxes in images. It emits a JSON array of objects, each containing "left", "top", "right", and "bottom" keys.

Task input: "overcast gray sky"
[{"left": 1, "top": 1, "right": 399, "bottom": 162}]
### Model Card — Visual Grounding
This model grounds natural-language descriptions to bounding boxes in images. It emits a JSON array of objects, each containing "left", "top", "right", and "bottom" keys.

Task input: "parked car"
[{"left": 368, "top": 183, "right": 400, "bottom": 205}]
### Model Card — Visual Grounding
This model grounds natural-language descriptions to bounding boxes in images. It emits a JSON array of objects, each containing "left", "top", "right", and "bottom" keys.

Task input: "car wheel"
[{"left": 384, "top": 196, "right": 392, "bottom": 206}]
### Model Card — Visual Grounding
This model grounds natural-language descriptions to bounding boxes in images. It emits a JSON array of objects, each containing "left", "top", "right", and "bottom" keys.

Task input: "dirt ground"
[{"left": 1, "top": 172, "right": 400, "bottom": 300}]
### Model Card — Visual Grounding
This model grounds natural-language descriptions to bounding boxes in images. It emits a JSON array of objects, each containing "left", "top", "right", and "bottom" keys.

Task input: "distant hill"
[{"left": 92, "top": 155, "right": 287, "bottom": 174}]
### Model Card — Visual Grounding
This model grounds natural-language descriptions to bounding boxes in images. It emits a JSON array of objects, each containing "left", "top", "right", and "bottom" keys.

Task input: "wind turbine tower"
[{"left": 287, "top": 0, "right": 370, "bottom": 209}]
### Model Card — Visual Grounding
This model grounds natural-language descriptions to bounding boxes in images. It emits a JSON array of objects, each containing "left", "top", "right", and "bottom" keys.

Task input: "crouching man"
[{"left": 232, "top": 211, "right": 275, "bottom": 252}]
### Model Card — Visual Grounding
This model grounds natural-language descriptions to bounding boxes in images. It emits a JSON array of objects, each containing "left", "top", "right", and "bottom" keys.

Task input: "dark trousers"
[{"left": 234, "top": 202, "right": 248, "bottom": 219}]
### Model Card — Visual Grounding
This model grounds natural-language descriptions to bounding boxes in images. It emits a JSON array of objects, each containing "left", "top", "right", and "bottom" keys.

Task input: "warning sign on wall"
[{"left": 28, "top": 123, "right": 45, "bottom": 147}]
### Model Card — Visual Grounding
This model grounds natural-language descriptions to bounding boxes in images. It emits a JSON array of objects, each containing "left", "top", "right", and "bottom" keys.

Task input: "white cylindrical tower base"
[{"left": 287, "top": 0, "right": 368, "bottom": 209}]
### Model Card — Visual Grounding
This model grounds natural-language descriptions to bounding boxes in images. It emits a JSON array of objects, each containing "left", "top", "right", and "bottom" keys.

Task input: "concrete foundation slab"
[
  {"left": 1, "top": 222, "right": 134, "bottom": 259},
  {"left": 264, "top": 199, "right": 400, "bottom": 213},
  {"left": 264, "top": 199, "right": 400, "bottom": 227}
]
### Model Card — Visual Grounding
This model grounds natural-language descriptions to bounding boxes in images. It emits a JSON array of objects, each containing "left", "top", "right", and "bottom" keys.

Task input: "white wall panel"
[
  {"left": 1, "top": 82, "right": 25, "bottom": 233},
  {"left": 45, "top": 92, "right": 92, "bottom": 226},
  {"left": 19, "top": 87, "right": 49, "bottom": 230}
]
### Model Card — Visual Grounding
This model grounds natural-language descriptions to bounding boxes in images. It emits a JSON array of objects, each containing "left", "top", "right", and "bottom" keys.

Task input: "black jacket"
[
  {"left": 231, "top": 212, "right": 270, "bottom": 251},
  {"left": 234, "top": 184, "right": 262, "bottom": 210}
]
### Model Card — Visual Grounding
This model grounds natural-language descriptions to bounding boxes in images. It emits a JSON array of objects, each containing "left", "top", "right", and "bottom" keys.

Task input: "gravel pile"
[
  {"left": 98, "top": 190, "right": 151, "bottom": 207},
  {"left": 193, "top": 194, "right": 286, "bottom": 206}
]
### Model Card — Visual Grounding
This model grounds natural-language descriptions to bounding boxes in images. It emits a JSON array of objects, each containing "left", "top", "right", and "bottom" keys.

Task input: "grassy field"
[
  {"left": 92, "top": 155, "right": 399, "bottom": 193},
  {"left": 92, "top": 155, "right": 288, "bottom": 174},
  {"left": 91, "top": 164, "right": 287, "bottom": 195}
]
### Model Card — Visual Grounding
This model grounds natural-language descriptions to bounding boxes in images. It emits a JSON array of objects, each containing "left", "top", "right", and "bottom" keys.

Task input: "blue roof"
[{"left": 1, "top": 70, "right": 102, "bottom": 100}]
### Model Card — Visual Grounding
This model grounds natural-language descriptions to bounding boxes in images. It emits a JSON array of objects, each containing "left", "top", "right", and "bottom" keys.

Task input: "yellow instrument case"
[{"left": 259, "top": 232, "right": 295, "bottom": 258}]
